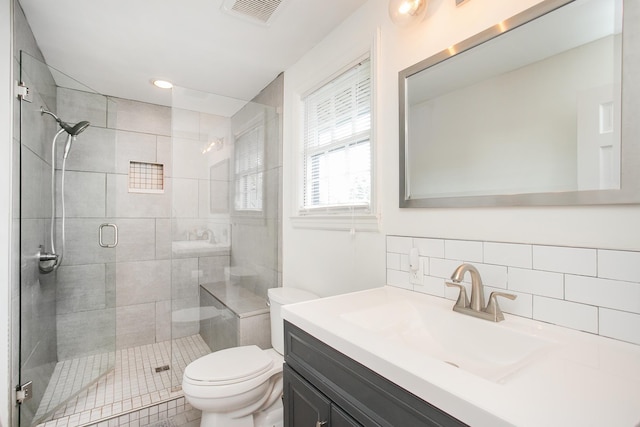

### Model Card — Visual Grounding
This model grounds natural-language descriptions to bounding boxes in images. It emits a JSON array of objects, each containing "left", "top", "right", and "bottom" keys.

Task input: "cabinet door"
[
  {"left": 284, "top": 365, "right": 331, "bottom": 427},
  {"left": 331, "top": 405, "right": 362, "bottom": 427}
]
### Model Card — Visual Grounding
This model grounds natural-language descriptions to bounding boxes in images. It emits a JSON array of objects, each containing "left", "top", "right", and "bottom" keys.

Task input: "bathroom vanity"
[
  {"left": 282, "top": 287, "right": 640, "bottom": 426},
  {"left": 283, "top": 321, "right": 466, "bottom": 426}
]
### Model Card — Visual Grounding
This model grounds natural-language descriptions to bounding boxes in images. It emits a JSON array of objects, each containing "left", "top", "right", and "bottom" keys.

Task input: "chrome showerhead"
[
  {"left": 64, "top": 120, "right": 90, "bottom": 137},
  {"left": 41, "top": 107, "right": 91, "bottom": 159},
  {"left": 40, "top": 107, "right": 91, "bottom": 136}
]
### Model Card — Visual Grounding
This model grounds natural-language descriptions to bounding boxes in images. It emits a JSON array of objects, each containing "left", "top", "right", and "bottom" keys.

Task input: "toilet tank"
[{"left": 268, "top": 287, "right": 318, "bottom": 354}]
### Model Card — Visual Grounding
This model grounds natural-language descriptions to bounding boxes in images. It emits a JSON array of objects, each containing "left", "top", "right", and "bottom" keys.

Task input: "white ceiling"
[{"left": 19, "top": 0, "right": 368, "bottom": 107}]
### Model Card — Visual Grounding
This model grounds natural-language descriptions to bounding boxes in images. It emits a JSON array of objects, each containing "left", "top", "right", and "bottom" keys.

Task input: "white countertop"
[{"left": 282, "top": 286, "right": 640, "bottom": 427}]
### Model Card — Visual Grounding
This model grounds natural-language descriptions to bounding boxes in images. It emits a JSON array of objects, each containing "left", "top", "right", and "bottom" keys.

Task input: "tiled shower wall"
[
  {"left": 55, "top": 88, "right": 230, "bottom": 358},
  {"left": 386, "top": 236, "right": 640, "bottom": 346}
]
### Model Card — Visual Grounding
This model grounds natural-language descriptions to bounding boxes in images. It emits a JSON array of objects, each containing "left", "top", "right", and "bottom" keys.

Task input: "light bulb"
[
  {"left": 389, "top": 0, "right": 428, "bottom": 27},
  {"left": 398, "top": 2, "right": 412, "bottom": 14},
  {"left": 152, "top": 79, "right": 173, "bottom": 89}
]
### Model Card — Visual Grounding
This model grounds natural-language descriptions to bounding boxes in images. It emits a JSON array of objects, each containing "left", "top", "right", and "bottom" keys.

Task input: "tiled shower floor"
[{"left": 35, "top": 335, "right": 210, "bottom": 427}]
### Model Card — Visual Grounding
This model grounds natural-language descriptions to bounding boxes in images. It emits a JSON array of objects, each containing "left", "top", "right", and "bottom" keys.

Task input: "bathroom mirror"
[{"left": 399, "top": 0, "right": 640, "bottom": 207}]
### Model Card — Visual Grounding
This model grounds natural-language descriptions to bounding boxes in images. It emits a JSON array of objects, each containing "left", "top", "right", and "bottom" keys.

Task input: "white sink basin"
[
  {"left": 341, "top": 298, "right": 554, "bottom": 382},
  {"left": 282, "top": 286, "right": 640, "bottom": 426}
]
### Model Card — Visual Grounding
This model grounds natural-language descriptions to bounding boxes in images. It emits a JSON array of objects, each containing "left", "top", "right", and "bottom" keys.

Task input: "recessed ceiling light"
[{"left": 152, "top": 79, "right": 173, "bottom": 89}]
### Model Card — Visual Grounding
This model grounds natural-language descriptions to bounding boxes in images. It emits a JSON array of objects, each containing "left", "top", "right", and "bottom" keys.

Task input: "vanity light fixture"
[
  {"left": 388, "top": 0, "right": 428, "bottom": 27},
  {"left": 152, "top": 79, "right": 173, "bottom": 89}
]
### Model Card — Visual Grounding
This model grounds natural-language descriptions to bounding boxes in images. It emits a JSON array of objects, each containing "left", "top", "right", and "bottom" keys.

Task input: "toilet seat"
[
  {"left": 182, "top": 346, "right": 283, "bottom": 401},
  {"left": 184, "top": 345, "right": 273, "bottom": 385}
]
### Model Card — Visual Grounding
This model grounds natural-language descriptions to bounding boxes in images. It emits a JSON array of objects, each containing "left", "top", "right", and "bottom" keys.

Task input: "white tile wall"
[
  {"left": 532, "top": 245, "right": 597, "bottom": 276},
  {"left": 387, "top": 235, "right": 413, "bottom": 254},
  {"left": 598, "top": 250, "right": 640, "bottom": 282},
  {"left": 386, "top": 253, "right": 401, "bottom": 270},
  {"left": 599, "top": 309, "right": 640, "bottom": 345},
  {"left": 474, "top": 263, "right": 507, "bottom": 289},
  {"left": 414, "top": 237, "right": 445, "bottom": 258},
  {"left": 533, "top": 296, "right": 598, "bottom": 333},
  {"left": 508, "top": 268, "right": 563, "bottom": 298},
  {"left": 484, "top": 242, "right": 532, "bottom": 269},
  {"left": 445, "top": 239, "right": 483, "bottom": 262},
  {"left": 386, "top": 236, "right": 640, "bottom": 346},
  {"left": 565, "top": 275, "right": 640, "bottom": 313}
]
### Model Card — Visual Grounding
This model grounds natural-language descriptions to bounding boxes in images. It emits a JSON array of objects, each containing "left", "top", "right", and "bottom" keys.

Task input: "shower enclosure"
[{"left": 18, "top": 50, "right": 282, "bottom": 426}]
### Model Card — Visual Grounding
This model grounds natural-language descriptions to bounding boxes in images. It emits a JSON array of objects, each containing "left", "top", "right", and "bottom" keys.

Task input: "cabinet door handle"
[{"left": 316, "top": 421, "right": 328, "bottom": 427}]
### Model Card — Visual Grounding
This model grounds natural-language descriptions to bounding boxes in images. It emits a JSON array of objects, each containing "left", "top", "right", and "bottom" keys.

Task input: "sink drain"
[{"left": 444, "top": 361, "right": 459, "bottom": 368}]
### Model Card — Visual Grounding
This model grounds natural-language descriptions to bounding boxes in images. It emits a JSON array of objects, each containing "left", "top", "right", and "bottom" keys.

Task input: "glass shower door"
[
  {"left": 168, "top": 86, "right": 240, "bottom": 392},
  {"left": 19, "top": 52, "right": 118, "bottom": 426},
  {"left": 169, "top": 82, "right": 283, "bottom": 392}
]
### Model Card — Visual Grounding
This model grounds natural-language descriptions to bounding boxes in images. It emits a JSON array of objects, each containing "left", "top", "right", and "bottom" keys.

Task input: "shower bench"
[{"left": 198, "top": 281, "right": 271, "bottom": 352}]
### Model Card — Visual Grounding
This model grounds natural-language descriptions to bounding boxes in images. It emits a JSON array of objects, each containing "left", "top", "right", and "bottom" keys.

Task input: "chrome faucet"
[
  {"left": 193, "top": 228, "right": 215, "bottom": 243},
  {"left": 446, "top": 263, "right": 516, "bottom": 322}
]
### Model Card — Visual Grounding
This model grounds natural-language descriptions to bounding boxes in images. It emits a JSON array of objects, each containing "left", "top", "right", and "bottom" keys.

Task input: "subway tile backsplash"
[
  {"left": 386, "top": 236, "right": 640, "bottom": 346},
  {"left": 532, "top": 245, "right": 597, "bottom": 276}
]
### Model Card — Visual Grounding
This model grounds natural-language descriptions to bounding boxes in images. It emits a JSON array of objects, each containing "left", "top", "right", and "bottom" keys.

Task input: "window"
[
  {"left": 301, "top": 57, "right": 372, "bottom": 214},
  {"left": 234, "top": 122, "right": 264, "bottom": 212}
]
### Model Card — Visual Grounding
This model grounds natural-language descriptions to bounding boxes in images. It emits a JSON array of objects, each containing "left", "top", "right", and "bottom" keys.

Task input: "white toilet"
[{"left": 182, "top": 287, "right": 318, "bottom": 427}]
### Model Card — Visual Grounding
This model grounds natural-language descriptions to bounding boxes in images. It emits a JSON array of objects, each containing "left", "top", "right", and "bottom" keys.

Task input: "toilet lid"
[{"left": 184, "top": 345, "right": 274, "bottom": 384}]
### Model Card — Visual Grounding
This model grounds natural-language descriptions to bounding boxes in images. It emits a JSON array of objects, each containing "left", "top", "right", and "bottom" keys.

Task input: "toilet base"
[
  {"left": 201, "top": 411, "right": 253, "bottom": 427},
  {"left": 199, "top": 399, "right": 283, "bottom": 427},
  {"left": 254, "top": 399, "right": 283, "bottom": 427}
]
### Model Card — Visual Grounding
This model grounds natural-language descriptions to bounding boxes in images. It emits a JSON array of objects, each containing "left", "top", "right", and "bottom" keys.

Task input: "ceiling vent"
[{"left": 221, "top": 0, "right": 285, "bottom": 25}]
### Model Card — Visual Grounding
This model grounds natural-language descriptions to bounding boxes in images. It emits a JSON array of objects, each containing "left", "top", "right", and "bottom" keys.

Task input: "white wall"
[
  {"left": 1, "top": 0, "right": 13, "bottom": 423},
  {"left": 283, "top": 0, "right": 640, "bottom": 298}
]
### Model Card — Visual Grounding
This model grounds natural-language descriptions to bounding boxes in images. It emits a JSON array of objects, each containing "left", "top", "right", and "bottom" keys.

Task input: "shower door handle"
[{"left": 99, "top": 223, "right": 118, "bottom": 248}]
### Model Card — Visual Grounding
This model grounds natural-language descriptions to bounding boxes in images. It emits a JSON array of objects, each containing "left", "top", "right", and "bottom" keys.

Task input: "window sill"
[{"left": 290, "top": 214, "right": 380, "bottom": 232}]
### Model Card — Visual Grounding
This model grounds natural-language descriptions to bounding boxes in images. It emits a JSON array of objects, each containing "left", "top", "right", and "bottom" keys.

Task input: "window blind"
[
  {"left": 234, "top": 124, "right": 263, "bottom": 211},
  {"left": 302, "top": 58, "right": 372, "bottom": 212}
]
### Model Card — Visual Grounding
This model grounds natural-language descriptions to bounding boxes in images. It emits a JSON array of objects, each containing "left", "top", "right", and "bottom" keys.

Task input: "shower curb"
[{"left": 80, "top": 395, "right": 200, "bottom": 427}]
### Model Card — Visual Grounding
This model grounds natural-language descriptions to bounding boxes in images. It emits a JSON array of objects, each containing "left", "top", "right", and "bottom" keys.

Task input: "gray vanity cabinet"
[
  {"left": 283, "top": 322, "right": 468, "bottom": 427},
  {"left": 284, "top": 365, "right": 361, "bottom": 426}
]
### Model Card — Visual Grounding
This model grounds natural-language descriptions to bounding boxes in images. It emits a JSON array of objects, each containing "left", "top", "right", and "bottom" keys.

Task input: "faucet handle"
[
  {"left": 485, "top": 291, "right": 517, "bottom": 322},
  {"left": 445, "top": 281, "right": 470, "bottom": 309}
]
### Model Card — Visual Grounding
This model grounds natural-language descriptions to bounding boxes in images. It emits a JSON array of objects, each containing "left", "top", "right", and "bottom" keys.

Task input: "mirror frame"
[{"left": 399, "top": 0, "right": 640, "bottom": 208}]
